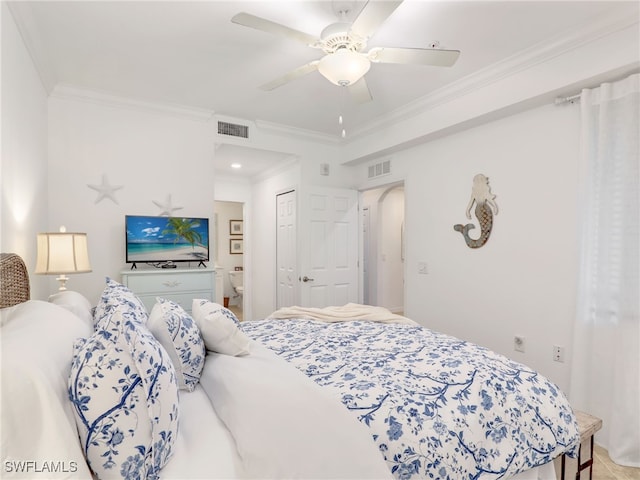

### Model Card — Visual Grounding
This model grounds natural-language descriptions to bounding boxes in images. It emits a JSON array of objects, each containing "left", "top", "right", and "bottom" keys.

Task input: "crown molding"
[
  {"left": 254, "top": 119, "right": 341, "bottom": 146},
  {"left": 9, "top": 1, "right": 637, "bottom": 143},
  {"left": 50, "top": 84, "right": 215, "bottom": 122},
  {"left": 7, "top": 1, "right": 57, "bottom": 94},
  {"left": 349, "top": 6, "right": 640, "bottom": 139}
]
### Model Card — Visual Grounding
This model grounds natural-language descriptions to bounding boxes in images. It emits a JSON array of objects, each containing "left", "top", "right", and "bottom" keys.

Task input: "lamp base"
[{"left": 56, "top": 274, "right": 69, "bottom": 291}]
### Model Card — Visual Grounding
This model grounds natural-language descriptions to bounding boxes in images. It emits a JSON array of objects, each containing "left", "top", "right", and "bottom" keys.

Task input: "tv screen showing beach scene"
[{"left": 125, "top": 215, "right": 209, "bottom": 264}]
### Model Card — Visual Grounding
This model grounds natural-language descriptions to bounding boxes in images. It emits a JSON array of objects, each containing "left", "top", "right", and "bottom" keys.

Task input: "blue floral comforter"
[{"left": 241, "top": 319, "right": 579, "bottom": 480}]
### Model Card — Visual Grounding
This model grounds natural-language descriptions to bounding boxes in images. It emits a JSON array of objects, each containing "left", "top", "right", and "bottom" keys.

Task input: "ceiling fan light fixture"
[{"left": 318, "top": 49, "right": 370, "bottom": 86}]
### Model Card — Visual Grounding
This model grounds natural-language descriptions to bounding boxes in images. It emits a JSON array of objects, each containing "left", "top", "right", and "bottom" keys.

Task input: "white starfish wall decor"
[
  {"left": 87, "top": 174, "right": 123, "bottom": 204},
  {"left": 153, "top": 194, "right": 184, "bottom": 216}
]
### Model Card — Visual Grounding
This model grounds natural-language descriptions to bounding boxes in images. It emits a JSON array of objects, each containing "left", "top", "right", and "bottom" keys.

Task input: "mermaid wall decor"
[{"left": 453, "top": 174, "right": 499, "bottom": 248}]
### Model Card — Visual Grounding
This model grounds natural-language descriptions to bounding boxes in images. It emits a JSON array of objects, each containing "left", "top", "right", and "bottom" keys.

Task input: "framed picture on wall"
[
  {"left": 230, "top": 220, "right": 243, "bottom": 235},
  {"left": 230, "top": 238, "right": 243, "bottom": 254}
]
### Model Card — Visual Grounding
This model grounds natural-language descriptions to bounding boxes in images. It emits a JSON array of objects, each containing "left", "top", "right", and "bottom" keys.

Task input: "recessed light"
[{"left": 231, "top": 163, "right": 242, "bottom": 169}]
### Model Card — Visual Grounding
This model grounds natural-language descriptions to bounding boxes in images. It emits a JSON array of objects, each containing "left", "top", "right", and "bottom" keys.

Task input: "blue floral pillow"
[
  {"left": 148, "top": 297, "right": 205, "bottom": 392},
  {"left": 93, "top": 277, "right": 148, "bottom": 336},
  {"left": 69, "top": 309, "right": 179, "bottom": 479}
]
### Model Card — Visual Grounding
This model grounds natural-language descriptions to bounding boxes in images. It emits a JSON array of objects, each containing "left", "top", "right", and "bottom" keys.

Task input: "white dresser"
[{"left": 121, "top": 268, "right": 215, "bottom": 314}]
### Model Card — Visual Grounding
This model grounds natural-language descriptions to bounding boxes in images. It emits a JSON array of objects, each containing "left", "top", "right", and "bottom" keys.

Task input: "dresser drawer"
[
  {"left": 125, "top": 271, "right": 213, "bottom": 294},
  {"left": 121, "top": 269, "right": 216, "bottom": 315}
]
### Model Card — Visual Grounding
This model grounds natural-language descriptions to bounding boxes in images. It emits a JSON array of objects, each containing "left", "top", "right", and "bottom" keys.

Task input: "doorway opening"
[
  {"left": 214, "top": 200, "right": 244, "bottom": 320},
  {"left": 361, "top": 182, "right": 405, "bottom": 313}
]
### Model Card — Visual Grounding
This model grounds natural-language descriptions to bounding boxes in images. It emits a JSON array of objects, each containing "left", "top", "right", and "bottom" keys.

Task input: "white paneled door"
[
  {"left": 299, "top": 187, "right": 359, "bottom": 307},
  {"left": 276, "top": 190, "right": 297, "bottom": 309}
]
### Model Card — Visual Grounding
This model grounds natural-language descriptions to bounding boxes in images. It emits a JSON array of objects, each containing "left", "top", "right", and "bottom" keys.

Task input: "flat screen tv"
[{"left": 125, "top": 215, "right": 209, "bottom": 268}]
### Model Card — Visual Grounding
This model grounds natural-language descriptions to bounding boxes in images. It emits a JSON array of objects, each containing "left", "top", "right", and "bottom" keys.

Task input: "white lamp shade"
[
  {"left": 35, "top": 232, "right": 92, "bottom": 274},
  {"left": 318, "top": 49, "right": 371, "bottom": 86}
]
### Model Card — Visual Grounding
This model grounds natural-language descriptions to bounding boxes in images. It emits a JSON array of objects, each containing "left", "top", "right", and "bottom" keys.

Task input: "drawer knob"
[{"left": 163, "top": 280, "right": 181, "bottom": 288}]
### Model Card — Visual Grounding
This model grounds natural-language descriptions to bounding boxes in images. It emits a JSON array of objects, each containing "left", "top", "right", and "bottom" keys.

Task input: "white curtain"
[{"left": 570, "top": 73, "right": 639, "bottom": 467}]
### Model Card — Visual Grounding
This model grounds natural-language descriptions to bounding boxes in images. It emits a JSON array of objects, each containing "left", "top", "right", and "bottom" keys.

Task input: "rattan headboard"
[{"left": 0, "top": 253, "right": 31, "bottom": 308}]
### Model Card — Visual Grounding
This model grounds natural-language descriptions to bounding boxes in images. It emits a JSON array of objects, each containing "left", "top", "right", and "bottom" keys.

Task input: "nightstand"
[{"left": 561, "top": 411, "right": 603, "bottom": 480}]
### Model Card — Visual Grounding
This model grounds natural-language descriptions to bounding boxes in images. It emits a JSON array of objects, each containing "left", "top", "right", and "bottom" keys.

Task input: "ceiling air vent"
[
  {"left": 218, "top": 121, "right": 249, "bottom": 139},
  {"left": 368, "top": 159, "right": 391, "bottom": 179}
]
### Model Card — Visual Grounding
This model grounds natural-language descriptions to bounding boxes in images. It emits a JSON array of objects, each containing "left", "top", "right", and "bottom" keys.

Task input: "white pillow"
[
  {"left": 69, "top": 309, "right": 179, "bottom": 479},
  {"left": 1, "top": 301, "right": 94, "bottom": 479},
  {"left": 0, "top": 303, "right": 19, "bottom": 327},
  {"left": 48, "top": 290, "right": 93, "bottom": 327},
  {"left": 192, "top": 299, "right": 250, "bottom": 356},
  {"left": 148, "top": 297, "right": 206, "bottom": 392}
]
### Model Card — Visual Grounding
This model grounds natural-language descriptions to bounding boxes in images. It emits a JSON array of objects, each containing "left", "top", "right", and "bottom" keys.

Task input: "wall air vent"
[
  {"left": 368, "top": 159, "right": 391, "bottom": 179},
  {"left": 218, "top": 121, "right": 249, "bottom": 139}
]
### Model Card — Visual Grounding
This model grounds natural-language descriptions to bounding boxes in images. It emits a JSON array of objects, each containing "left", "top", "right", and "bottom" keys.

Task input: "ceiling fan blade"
[
  {"left": 368, "top": 47, "right": 460, "bottom": 67},
  {"left": 348, "top": 77, "right": 373, "bottom": 104},
  {"left": 259, "top": 61, "right": 320, "bottom": 91},
  {"left": 349, "top": 1, "right": 403, "bottom": 40},
  {"left": 231, "top": 12, "right": 319, "bottom": 47}
]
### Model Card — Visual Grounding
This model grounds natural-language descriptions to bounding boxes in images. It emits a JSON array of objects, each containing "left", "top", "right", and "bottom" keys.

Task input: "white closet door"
[
  {"left": 276, "top": 190, "right": 297, "bottom": 309},
  {"left": 299, "top": 187, "right": 358, "bottom": 307}
]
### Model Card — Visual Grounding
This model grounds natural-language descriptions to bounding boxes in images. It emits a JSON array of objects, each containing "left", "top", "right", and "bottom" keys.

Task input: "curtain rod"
[{"left": 554, "top": 93, "right": 582, "bottom": 105}]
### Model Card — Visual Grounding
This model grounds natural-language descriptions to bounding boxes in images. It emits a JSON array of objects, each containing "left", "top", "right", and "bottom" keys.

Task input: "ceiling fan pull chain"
[{"left": 339, "top": 83, "right": 349, "bottom": 138}]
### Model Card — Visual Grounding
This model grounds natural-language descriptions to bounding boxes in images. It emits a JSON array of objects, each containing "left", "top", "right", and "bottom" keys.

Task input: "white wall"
[
  {"left": 47, "top": 95, "right": 217, "bottom": 305},
  {"left": 363, "top": 102, "right": 581, "bottom": 392},
  {"left": 1, "top": 3, "right": 49, "bottom": 299},
  {"left": 342, "top": 13, "right": 637, "bottom": 396},
  {"left": 250, "top": 164, "right": 300, "bottom": 320}
]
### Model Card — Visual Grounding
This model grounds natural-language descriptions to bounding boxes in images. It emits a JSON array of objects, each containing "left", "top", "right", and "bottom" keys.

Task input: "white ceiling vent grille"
[
  {"left": 368, "top": 159, "right": 391, "bottom": 179},
  {"left": 218, "top": 121, "right": 249, "bottom": 139}
]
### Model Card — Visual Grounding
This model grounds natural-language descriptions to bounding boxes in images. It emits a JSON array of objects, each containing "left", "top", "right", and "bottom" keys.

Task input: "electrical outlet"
[
  {"left": 553, "top": 345, "right": 565, "bottom": 362},
  {"left": 514, "top": 335, "right": 525, "bottom": 353}
]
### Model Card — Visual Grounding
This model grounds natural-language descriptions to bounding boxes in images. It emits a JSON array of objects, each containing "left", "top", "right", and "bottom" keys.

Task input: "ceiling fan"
[{"left": 231, "top": 1, "right": 460, "bottom": 104}]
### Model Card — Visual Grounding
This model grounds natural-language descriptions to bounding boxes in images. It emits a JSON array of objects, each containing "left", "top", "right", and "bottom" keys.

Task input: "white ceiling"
[{"left": 10, "top": 0, "right": 639, "bottom": 177}]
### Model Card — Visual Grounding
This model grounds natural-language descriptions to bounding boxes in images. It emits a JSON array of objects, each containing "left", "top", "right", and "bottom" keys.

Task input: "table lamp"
[{"left": 35, "top": 226, "right": 92, "bottom": 291}]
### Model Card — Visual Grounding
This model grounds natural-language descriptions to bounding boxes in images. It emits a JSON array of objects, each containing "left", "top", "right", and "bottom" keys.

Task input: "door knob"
[{"left": 302, "top": 276, "right": 315, "bottom": 282}]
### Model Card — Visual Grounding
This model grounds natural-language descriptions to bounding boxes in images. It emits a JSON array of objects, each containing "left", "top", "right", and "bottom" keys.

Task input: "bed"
[
  {"left": 1, "top": 253, "right": 579, "bottom": 479},
  {"left": 240, "top": 308, "right": 579, "bottom": 479}
]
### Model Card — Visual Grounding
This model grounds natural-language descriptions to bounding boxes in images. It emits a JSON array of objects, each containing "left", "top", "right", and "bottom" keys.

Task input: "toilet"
[{"left": 228, "top": 270, "right": 243, "bottom": 307}]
